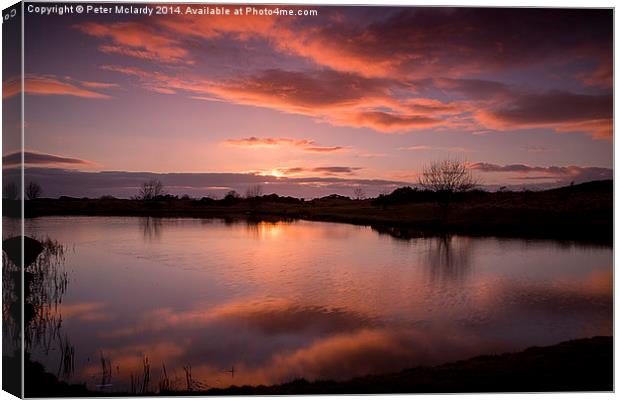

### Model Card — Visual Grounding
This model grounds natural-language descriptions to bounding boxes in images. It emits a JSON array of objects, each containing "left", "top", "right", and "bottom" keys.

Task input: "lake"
[{"left": 7, "top": 216, "right": 613, "bottom": 392}]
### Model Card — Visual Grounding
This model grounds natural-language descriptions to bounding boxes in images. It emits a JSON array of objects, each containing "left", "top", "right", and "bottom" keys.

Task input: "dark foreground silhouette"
[
  {"left": 9, "top": 180, "right": 613, "bottom": 245},
  {"left": 14, "top": 336, "right": 612, "bottom": 396}
]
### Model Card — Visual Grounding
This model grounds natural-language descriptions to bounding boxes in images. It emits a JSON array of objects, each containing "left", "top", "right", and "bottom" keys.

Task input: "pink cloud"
[
  {"left": 224, "top": 136, "right": 347, "bottom": 153},
  {"left": 79, "top": 80, "right": 120, "bottom": 89},
  {"left": 3, "top": 75, "right": 110, "bottom": 99}
]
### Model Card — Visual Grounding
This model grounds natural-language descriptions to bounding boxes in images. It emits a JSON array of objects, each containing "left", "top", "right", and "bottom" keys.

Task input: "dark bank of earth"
[
  {"left": 10, "top": 180, "right": 613, "bottom": 245},
  {"left": 20, "top": 336, "right": 613, "bottom": 396}
]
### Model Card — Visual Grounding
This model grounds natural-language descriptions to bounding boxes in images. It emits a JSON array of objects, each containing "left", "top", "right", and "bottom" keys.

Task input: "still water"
[{"left": 9, "top": 216, "right": 613, "bottom": 392}]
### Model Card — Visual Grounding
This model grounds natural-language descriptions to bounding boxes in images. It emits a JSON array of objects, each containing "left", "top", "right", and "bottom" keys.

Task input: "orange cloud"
[
  {"left": 336, "top": 111, "right": 443, "bottom": 132},
  {"left": 75, "top": 21, "right": 190, "bottom": 64},
  {"left": 103, "top": 65, "right": 457, "bottom": 133},
  {"left": 149, "top": 8, "right": 611, "bottom": 83},
  {"left": 74, "top": 8, "right": 611, "bottom": 139}
]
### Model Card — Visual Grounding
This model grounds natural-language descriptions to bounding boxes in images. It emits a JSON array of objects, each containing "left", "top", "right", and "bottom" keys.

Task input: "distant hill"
[{"left": 545, "top": 179, "right": 612, "bottom": 193}]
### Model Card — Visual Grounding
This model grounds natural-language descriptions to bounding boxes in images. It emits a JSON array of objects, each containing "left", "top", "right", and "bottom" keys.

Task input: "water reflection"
[
  {"left": 424, "top": 235, "right": 474, "bottom": 284},
  {"left": 18, "top": 216, "right": 612, "bottom": 393},
  {"left": 2, "top": 233, "right": 74, "bottom": 380},
  {"left": 141, "top": 217, "right": 163, "bottom": 241}
]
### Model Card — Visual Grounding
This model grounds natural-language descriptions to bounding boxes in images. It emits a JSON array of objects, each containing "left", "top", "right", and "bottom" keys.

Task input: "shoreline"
[
  {"left": 7, "top": 180, "right": 611, "bottom": 245},
  {"left": 20, "top": 336, "right": 613, "bottom": 396}
]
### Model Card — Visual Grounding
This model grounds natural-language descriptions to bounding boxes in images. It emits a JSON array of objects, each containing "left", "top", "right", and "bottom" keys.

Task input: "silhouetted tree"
[
  {"left": 25, "top": 181, "right": 42, "bottom": 200},
  {"left": 353, "top": 187, "right": 366, "bottom": 200},
  {"left": 245, "top": 185, "right": 263, "bottom": 210},
  {"left": 3, "top": 182, "right": 18, "bottom": 200},
  {"left": 419, "top": 159, "right": 479, "bottom": 217},
  {"left": 245, "top": 185, "right": 263, "bottom": 199},
  {"left": 138, "top": 179, "right": 165, "bottom": 200},
  {"left": 222, "top": 190, "right": 240, "bottom": 206},
  {"left": 225, "top": 190, "right": 240, "bottom": 200}
]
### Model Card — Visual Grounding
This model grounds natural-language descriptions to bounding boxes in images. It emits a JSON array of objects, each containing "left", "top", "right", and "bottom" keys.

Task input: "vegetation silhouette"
[
  {"left": 418, "top": 159, "right": 479, "bottom": 219},
  {"left": 16, "top": 179, "right": 612, "bottom": 245}
]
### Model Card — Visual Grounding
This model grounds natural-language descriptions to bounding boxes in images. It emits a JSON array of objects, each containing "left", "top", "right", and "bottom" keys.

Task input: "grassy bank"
[
  {"left": 21, "top": 336, "right": 612, "bottom": 396},
  {"left": 10, "top": 180, "right": 612, "bottom": 244}
]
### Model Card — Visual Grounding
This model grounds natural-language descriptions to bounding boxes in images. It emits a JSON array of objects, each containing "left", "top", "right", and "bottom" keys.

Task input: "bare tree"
[
  {"left": 25, "top": 181, "right": 42, "bottom": 200},
  {"left": 353, "top": 187, "right": 366, "bottom": 200},
  {"left": 138, "top": 179, "right": 165, "bottom": 200},
  {"left": 3, "top": 182, "right": 18, "bottom": 200},
  {"left": 419, "top": 159, "right": 479, "bottom": 217},
  {"left": 224, "top": 190, "right": 240, "bottom": 200},
  {"left": 245, "top": 185, "right": 263, "bottom": 199}
]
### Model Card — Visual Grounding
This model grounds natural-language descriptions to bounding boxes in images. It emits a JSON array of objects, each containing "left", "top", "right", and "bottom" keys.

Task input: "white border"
[{"left": 0, "top": 1, "right": 616, "bottom": 400}]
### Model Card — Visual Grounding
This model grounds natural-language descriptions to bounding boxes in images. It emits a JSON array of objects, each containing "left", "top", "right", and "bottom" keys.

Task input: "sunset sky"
[{"left": 3, "top": 5, "right": 613, "bottom": 198}]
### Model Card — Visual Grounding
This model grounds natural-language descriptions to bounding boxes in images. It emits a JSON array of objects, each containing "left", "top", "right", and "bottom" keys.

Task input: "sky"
[{"left": 2, "top": 5, "right": 614, "bottom": 198}]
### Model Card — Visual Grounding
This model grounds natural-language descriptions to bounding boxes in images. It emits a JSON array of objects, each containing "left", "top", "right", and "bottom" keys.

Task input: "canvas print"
[{"left": 2, "top": 2, "right": 613, "bottom": 397}]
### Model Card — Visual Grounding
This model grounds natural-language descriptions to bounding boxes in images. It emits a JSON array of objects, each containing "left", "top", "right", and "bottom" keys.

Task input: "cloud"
[
  {"left": 106, "top": 298, "right": 376, "bottom": 339},
  {"left": 469, "top": 162, "right": 612, "bottom": 184},
  {"left": 147, "top": 8, "right": 610, "bottom": 80},
  {"left": 431, "top": 78, "right": 512, "bottom": 100},
  {"left": 103, "top": 65, "right": 459, "bottom": 133},
  {"left": 219, "top": 8, "right": 610, "bottom": 81},
  {"left": 205, "top": 69, "right": 394, "bottom": 114},
  {"left": 60, "top": 302, "right": 113, "bottom": 322},
  {"left": 398, "top": 145, "right": 432, "bottom": 151},
  {"left": 224, "top": 137, "right": 347, "bottom": 153},
  {"left": 475, "top": 91, "right": 612, "bottom": 140},
  {"left": 79, "top": 80, "right": 120, "bottom": 89},
  {"left": 337, "top": 111, "right": 443, "bottom": 132},
  {"left": 81, "top": 8, "right": 611, "bottom": 139},
  {"left": 303, "top": 146, "right": 346, "bottom": 153},
  {"left": 3, "top": 75, "right": 111, "bottom": 99},
  {"left": 75, "top": 21, "right": 190, "bottom": 64},
  {"left": 274, "top": 166, "right": 362, "bottom": 177},
  {"left": 12, "top": 167, "right": 407, "bottom": 199},
  {"left": 521, "top": 145, "right": 552, "bottom": 153},
  {"left": 3, "top": 151, "right": 94, "bottom": 168}
]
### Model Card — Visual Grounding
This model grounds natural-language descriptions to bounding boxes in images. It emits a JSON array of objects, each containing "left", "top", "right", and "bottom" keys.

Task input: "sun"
[{"left": 269, "top": 169, "right": 285, "bottom": 178}]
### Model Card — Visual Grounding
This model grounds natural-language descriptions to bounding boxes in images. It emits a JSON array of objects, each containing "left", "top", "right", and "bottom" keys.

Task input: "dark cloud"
[
  {"left": 14, "top": 168, "right": 406, "bottom": 199},
  {"left": 274, "top": 8, "right": 612, "bottom": 81},
  {"left": 469, "top": 163, "right": 612, "bottom": 184},
  {"left": 477, "top": 91, "right": 612, "bottom": 139},
  {"left": 343, "top": 111, "right": 442, "bottom": 131},
  {"left": 432, "top": 78, "right": 512, "bottom": 100},
  {"left": 277, "top": 166, "right": 362, "bottom": 176},
  {"left": 3, "top": 151, "right": 93, "bottom": 167}
]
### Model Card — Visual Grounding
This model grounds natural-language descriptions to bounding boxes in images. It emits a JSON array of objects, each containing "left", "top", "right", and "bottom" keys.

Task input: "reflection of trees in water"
[
  {"left": 26, "top": 238, "right": 68, "bottom": 350},
  {"left": 425, "top": 235, "right": 474, "bottom": 284},
  {"left": 243, "top": 219, "right": 293, "bottom": 239},
  {"left": 370, "top": 226, "right": 474, "bottom": 284},
  {"left": 2, "top": 236, "right": 74, "bottom": 379},
  {"left": 140, "top": 217, "right": 163, "bottom": 241}
]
